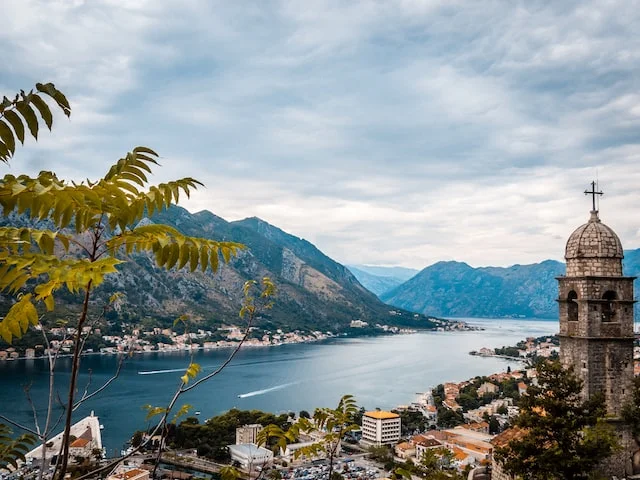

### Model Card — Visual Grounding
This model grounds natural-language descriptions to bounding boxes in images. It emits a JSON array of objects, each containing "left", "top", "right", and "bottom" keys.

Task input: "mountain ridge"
[
  {"left": 0, "top": 205, "right": 441, "bottom": 334},
  {"left": 380, "top": 255, "right": 640, "bottom": 319}
]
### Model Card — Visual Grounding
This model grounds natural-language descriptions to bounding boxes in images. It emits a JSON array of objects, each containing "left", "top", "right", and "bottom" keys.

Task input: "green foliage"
[
  {"left": 168, "top": 408, "right": 291, "bottom": 462},
  {"left": 417, "top": 448, "right": 455, "bottom": 476},
  {"left": 487, "top": 415, "right": 500, "bottom": 434},
  {"left": 495, "top": 360, "right": 618, "bottom": 480},
  {"left": 259, "top": 395, "right": 359, "bottom": 477},
  {"left": 220, "top": 465, "right": 242, "bottom": 480},
  {"left": 0, "top": 145, "right": 245, "bottom": 343},
  {"left": 494, "top": 346, "right": 521, "bottom": 357},
  {"left": 131, "top": 431, "right": 144, "bottom": 448},
  {"left": 367, "top": 445, "right": 393, "bottom": 463},
  {"left": 455, "top": 387, "right": 480, "bottom": 412},
  {"left": 0, "top": 83, "right": 70, "bottom": 163},
  {"left": 436, "top": 407, "right": 464, "bottom": 428},
  {"left": 0, "top": 423, "right": 36, "bottom": 471},
  {"left": 392, "top": 409, "right": 429, "bottom": 435}
]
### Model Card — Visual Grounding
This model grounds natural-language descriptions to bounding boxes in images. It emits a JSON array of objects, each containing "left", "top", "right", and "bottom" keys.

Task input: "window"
[
  {"left": 567, "top": 291, "right": 578, "bottom": 322},
  {"left": 602, "top": 291, "right": 617, "bottom": 322}
]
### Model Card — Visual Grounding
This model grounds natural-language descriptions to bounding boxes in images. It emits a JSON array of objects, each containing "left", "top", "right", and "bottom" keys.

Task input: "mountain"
[
  {"left": 348, "top": 265, "right": 419, "bottom": 282},
  {"left": 381, "top": 260, "right": 567, "bottom": 319},
  {"left": 382, "top": 254, "right": 640, "bottom": 319},
  {"left": 0, "top": 206, "right": 439, "bottom": 333},
  {"left": 346, "top": 265, "right": 418, "bottom": 297}
]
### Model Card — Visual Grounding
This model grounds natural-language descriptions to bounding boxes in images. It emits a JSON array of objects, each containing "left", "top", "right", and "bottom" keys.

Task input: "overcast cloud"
[{"left": 2, "top": 0, "right": 640, "bottom": 269}]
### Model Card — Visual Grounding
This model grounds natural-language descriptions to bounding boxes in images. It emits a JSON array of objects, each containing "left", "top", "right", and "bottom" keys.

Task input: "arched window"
[
  {"left": 602, "top": 290, "right": 617, "bottom": 322},
  {"left": 567, "top": 291, "right": 578, "bottom": 322}
]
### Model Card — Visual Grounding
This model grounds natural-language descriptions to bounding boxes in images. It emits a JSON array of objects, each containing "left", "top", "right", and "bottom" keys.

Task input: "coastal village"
[
  {"left": 14, "top": 363, "right": 534, "bottom": 480},
  {"left": 5, "top": 204, "right": 640, "bottom": 480},
  {"left": 0, "top": 316, "right": 471, "bottom": 360}
]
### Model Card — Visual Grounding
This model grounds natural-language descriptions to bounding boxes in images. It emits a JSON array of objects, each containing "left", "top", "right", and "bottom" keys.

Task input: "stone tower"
[{"left": 558, "top": 200, "right": 635, "bottom": 417}]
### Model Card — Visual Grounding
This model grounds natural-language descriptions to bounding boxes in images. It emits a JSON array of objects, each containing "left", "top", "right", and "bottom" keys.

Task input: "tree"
[
  {"left": 299, "top": 410, "right": 311, "bottom": 419},
  {"left": 0, "top": 83, "right": 247, "bottom": 480},
  {"left": 268, "top": 469, "right": 282, "bottom": 480},
  {"left": 494, "top": 360, "right": 618, "bottom": 480},
  {"left": 487, "top": 415, "right": 500, "bottom": 435},
  {"left": 0, "top": 423, "right": 35, "bottom": 471},
  {"left": 259, "top": 395, "right": 360, "bottom": 479},
  {"left": 130, "top": 431, "right": 144, "bottom": 449}
]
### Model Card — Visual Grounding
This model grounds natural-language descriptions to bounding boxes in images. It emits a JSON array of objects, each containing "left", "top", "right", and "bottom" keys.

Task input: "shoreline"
[
  {"left": 0, "top": 325, "right": 477, "bottom": 363},
  {"left": 468, "top": 352, "right": 525, "bottom": 362}
]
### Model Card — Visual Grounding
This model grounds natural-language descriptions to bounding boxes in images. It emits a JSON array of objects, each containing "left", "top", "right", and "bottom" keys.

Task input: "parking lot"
[{"left": 282, "top": 458, "right": 383, "bottom": 480}]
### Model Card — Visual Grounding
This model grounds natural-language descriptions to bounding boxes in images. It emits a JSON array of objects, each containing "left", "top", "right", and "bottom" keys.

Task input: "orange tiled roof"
[
  {"left": 364, "top": 410, "right": 399, "bottom": 420},
  {"left": 115, "top": 469, "right": 146, "bottom": 479},
  {"left": 451, "top": 446, "right": 469, "bottom": 461},
  {"left": 70, "top": 438, "right": 90, "bottom": 448},
  {"left": 491, "top": 427, "right": 527, "bottom": 448},
  {"left": 415, "top": 437, "right": 442, "bottom": 448}
]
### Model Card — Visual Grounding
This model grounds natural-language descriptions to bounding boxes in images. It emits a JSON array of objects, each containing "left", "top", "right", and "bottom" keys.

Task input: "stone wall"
[
  {"left": 560, "top": 337, "right": 634, "bottom": 416},
  {"left": 566, "top": 257, "right": 622, "bottom": 277},
  {"left": 490, "top": 459, "right": 513, "bottom": 480}
]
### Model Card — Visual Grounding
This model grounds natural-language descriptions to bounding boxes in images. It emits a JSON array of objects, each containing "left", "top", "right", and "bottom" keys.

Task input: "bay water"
[{"left": 0, "top": 318, "right": 557, "bottom": 455}]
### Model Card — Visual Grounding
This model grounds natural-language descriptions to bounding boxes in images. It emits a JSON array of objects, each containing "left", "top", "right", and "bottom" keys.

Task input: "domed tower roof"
[{"left": 565, "top": 210, "right": 623, "bottom": 260}]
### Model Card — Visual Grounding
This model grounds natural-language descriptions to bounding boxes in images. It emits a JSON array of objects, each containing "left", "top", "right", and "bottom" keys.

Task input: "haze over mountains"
[
  {"left": 344, "top": 265, "right": 418, "bottom": 296},
  {"left": 350, "top": 252, "right": 640, "bottom": 319}
]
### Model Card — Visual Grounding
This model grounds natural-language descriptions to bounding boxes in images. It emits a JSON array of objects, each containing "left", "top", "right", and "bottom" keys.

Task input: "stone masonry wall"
[{"left": 566, "top": 257, "right": 623, "bottom": 276}]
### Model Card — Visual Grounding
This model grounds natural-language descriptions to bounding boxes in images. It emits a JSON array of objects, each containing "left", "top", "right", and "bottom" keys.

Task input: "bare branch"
[
  {"left": 23, "top": 383, "right": 41, "bottom": 436},
  {"left": 73, "top": 355, "right": 125, "bottom": 411},
  {"left": 0, "top": 414, "right": 39, "bottom": 436},
  {"left": 181, "top": 315, "right": 254, "bottom": 393}
]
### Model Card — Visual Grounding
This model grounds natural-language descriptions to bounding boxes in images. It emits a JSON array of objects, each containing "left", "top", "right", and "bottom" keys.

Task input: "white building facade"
[
  {"left": 228, "top": 443, "right": 273, "bottom": 470},
  {"left": 361, "top": 411, "right": 401, "bottom": 446}
]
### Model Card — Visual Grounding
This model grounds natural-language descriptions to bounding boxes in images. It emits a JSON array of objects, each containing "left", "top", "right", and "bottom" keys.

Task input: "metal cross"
[{"left": 584, "top": 181, "right": 603, "bottom": 211}]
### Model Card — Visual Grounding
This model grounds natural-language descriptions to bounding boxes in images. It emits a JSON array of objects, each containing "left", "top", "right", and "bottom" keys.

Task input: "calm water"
[{"left": 0, "top": 318, "right": 557, "bottom": 455}]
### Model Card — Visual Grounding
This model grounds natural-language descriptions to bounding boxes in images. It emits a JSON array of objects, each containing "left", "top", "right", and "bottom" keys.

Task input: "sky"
[{"left": 2, "top": 0, "right": 640, "bottom": 270}]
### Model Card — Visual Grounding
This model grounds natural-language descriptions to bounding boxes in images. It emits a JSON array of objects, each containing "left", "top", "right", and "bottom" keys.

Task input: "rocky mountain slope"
[
  {"left": 381, "top": 255, "right": 640, "bottom": 319},
  {"left": 0, "top": 206, "right": 439, "bottom": 333}
]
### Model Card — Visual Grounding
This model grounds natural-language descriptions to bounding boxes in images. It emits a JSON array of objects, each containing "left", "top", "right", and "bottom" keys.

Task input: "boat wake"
[
  {"left": 138, "top": 368, "right": 187, "bottom": 375},
  {"left": 238, "top": 382, "right": 297, "bottom": 398}
]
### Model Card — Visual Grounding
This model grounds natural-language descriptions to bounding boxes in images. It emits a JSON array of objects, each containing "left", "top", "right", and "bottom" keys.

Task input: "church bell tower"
[{"left": 557, "top": 182, "right": 635, "bottom": 417}]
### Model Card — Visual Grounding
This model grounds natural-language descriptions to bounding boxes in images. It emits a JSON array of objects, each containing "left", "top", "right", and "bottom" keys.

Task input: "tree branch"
[
  {"left": 73, "top": 355, "right": 125, "bottom": 411},
  {"left": 0, "top": 414, "right": 39, "bottom": 436}
]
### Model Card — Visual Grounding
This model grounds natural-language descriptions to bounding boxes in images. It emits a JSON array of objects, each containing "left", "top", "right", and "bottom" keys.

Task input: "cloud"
[{"left": 3, "top": 0, "right": 640, "bottom": 269}]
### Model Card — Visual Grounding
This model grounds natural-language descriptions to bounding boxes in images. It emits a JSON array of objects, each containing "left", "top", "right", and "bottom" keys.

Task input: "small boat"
[
  {"left": 195, "top": 411, "right": 201, "bottom": 415},
  {"left": 99, "top": 424, "right": 104, "bottom": 430}
]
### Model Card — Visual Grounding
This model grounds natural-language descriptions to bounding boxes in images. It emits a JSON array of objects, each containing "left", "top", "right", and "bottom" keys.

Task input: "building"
[
  {"left": 476, "top": 382, "right": 498, "bottom": 396},
  {"left": 413, "top": 436, "right": 442, "bottom": 460},
  {"left": 394, "top": 442, "right": 415, "bottom": 459},
  {"left": 361, "top": 411, "right": 401, "bottom": 446},
  {"left": 281, "top": 440, "right": 333, "bottom": 463},
  {"left": 235, "top": 424, "right": 263, "bottom": 445},
  {"left": 68, "top": 425, "right": 97, "bottom": 460},
  {"left": 228, "top": 443, "right": 273, "bottom": 470},
  {"left": 492, "top": 186, "right": 638, "bottom": 478},
  {"left": 490, "top": 428, "right": 526, "bottom": 480},
  {"left": 107, "top": 467, "right": 150, "bottom": 480},
  {"left": 558, "top": 189, "right": 637, "bottom": 477}
]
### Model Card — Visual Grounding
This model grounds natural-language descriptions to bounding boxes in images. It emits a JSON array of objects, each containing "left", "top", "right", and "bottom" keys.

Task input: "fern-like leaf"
[
  {"left": 0, "top": 423, "right": 36, "bottom": 472},
  {"left": 0, "top": 83, "right": 71, "bottom": 163}
]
